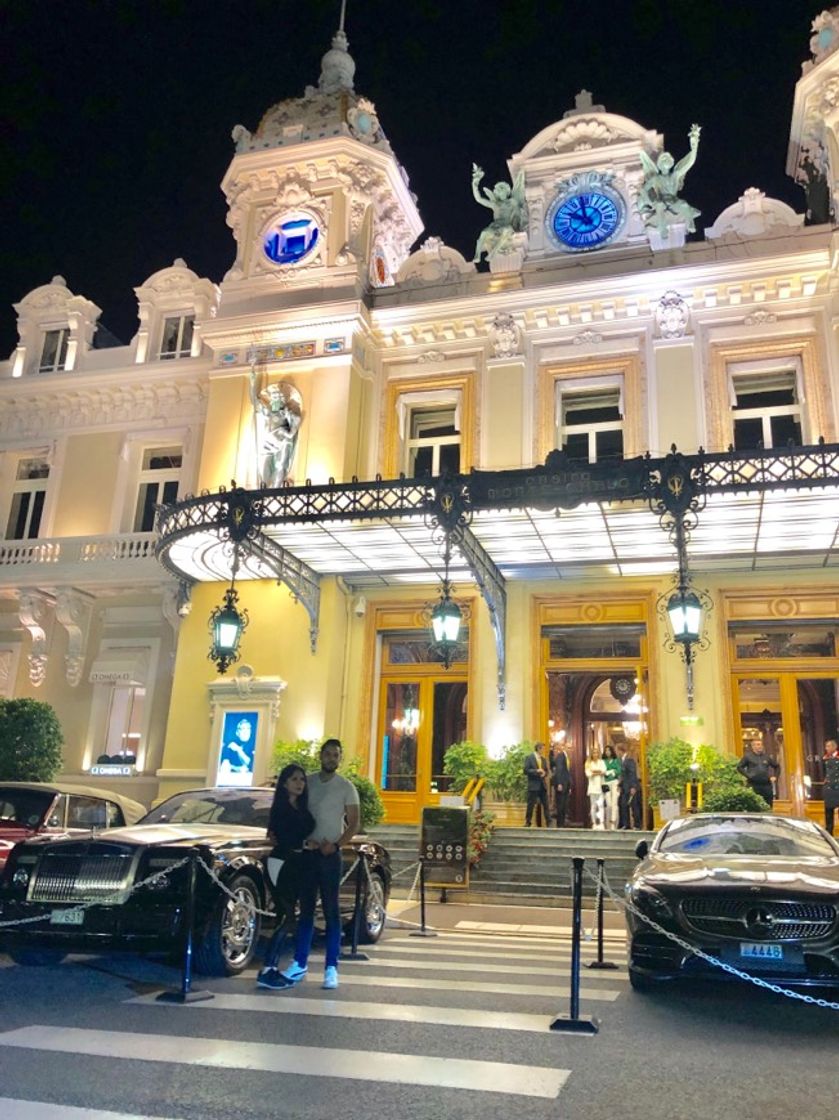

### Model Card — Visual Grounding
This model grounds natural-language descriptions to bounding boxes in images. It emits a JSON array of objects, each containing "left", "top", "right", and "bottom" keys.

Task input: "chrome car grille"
[
  {"left": 30, "top": 845, "right": 135, "bottom": 903},
  {"left": 680, "top": 896, "right": 837, "bottom": 941}
]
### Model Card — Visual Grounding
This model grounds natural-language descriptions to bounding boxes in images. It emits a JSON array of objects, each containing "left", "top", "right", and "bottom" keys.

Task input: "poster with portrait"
[{"left": 217, "top": 711, "right": 258, "bottom": 787}]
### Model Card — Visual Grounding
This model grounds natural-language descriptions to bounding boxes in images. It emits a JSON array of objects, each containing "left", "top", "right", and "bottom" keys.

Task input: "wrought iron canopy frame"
[{"left": 156, "top": 442, "right": 839, "bottom": 709}]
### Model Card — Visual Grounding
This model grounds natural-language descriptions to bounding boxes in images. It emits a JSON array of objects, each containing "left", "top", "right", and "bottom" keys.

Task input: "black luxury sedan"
[
  {"left": 625, "top": 813, "right": 839, "bottom": 992},
  {"left": 0, "top": 786, "right": 391, "bottom": 975}
]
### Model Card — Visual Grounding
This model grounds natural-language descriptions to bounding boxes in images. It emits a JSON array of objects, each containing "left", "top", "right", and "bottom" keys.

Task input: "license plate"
[
  {"left": 50, "top": 908, "right": 83, "bottom": 926},
  {"left": 740, "top": 942, "right": 782, "bottom": 961}
]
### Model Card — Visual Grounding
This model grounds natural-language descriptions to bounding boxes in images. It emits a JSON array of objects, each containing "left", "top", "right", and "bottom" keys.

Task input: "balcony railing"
[{"left": 0, "top": 532, "right": 158, "bottom": 578}]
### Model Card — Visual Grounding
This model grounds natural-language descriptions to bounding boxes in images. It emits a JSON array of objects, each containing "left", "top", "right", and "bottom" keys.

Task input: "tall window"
[
  {"left": 405, "top": 406, "right": 461, "bottom": 477},
  {"left": 559, "top": 386, "right": 624, "bottom": 463},
  {"left": 6, "top": 457, "right": 50, "bottom": 540},
  {"left": 732, "top": 370, "right": 802, "bottom": 450},
  {"left": 158, "top": 315, "right": 194, "bottom": 360},
  {"left": 102, "top": 685, "right": 145, "bottom": 762},
  {"left": 39, "top": 329, "right": 69, "bottom": 372},
  {"left": 133, "top": 446, "right": 182, "bottom": 532}
]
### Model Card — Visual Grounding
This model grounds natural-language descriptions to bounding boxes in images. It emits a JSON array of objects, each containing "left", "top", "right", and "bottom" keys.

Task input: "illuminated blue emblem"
[
  {"left": 264, "top": 214, "right": 320, "bottom": 265},
  {"left": 546, "top": 173, "right": 625, "bottom": 252}
]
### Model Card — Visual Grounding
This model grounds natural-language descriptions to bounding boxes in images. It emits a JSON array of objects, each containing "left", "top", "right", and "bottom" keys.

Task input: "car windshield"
[
  {"left": 658, "top": 816, "right": 836, "bottom": 859},
  {"left": 141, "top": 789, "right": 273, "bottom": 829},
  {"left": 0, "top": 789, "right": 54, "bottom": 829}
]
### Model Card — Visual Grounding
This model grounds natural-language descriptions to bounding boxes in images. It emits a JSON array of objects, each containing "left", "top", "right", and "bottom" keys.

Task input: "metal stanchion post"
[
  {"left": 340, "top": 858, "right": 369, "bottom": 962},
  {"left": 409, "top": 860, "right": 437, "bottom": 938},
  {"left": 550, "top": 857, "right": 599, "bottom": 1034},
  {"left": 587, "top": 858, "right": 619, "bottom": 971},
  {"left": 157, "top": 849, "right": 213, "bottom": 1004}
]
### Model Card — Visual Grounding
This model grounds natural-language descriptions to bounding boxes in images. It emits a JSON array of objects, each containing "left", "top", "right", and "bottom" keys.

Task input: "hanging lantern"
[
  {"left": 667, "top": 587, "right": 702, "bottom": 645},
  {"left": 208, "top": 584, "right": 249, "bottom": 674}
]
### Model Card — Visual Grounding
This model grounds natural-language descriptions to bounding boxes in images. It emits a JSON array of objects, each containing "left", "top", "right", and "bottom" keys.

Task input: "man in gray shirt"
[{"left": 281, "top": 739, "right": 360, "bottom": 990}]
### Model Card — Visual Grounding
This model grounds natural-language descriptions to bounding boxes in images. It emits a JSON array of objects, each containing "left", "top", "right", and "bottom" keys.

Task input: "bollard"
[
  {"left": 340, "top": 858, "right": 370, "bottom": 962},
  {"left": 409, "top": 860, "right": 437, "bottom": 938},
  {"left": 157, "top": 850, "right": 213, "bottom": 1004},
  {"left": 550, "top": 857, "right": 599, "bottom": 1034},
  {"left": 587, "top": 858, "right": 619, "bottom": 971}
]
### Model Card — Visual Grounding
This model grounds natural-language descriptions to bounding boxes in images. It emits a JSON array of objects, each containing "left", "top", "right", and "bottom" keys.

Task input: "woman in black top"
[{"left": 257, "top": 763, "right": 315, "bottom": 989}]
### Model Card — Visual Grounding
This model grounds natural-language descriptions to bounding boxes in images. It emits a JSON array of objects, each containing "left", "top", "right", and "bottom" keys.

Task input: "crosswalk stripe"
[
  {"left": 128, "top": 991, "right": 569, "bottom": 1033},
  {"left": 342, "top": 955, "right": 627, "bottom": 981},
  {"left": 368, "top": 941, "right": 626, "bottom": 968},
  {"left": 321, "top": 971, "right": 621, "bottom": 1001},
  {"left": 0, "top": 1027, "right": 570, "bottom": 1100},
  {"left": 0, "top": 1101, "right": 181, "bottom": 1120}
]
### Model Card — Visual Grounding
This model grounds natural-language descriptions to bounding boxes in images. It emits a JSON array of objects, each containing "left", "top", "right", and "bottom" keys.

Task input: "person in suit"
[
  {"left": 737, "top": 739, "right": 779, "bottom": 807},
  {"left": 523, "top": 742, "right": 549, "bottom": 827},
  {"left": 550, "top": 741, "right": 572, "bottom": 828},
  {"left": 617, "top": 744, "right": 642, "bottom": 829},
  {"left": 823, "top": 739, "right": 839, "bottom": 836}
]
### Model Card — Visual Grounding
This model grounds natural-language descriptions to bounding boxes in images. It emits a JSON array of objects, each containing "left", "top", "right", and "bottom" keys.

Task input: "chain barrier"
[
  {"left": 589, "top": 863, "right": 839, "bottom": 1012},
  {"left": 0, "top": 856, "right": 193, "bottom": 929},
  {"left": 0, "top": 852, "right": 364, "bottom": 930}
]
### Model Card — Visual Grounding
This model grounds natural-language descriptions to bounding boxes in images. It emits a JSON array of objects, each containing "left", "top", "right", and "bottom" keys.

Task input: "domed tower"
[{"left": 218, "top": 22, "right": 423, "bottom": 304}]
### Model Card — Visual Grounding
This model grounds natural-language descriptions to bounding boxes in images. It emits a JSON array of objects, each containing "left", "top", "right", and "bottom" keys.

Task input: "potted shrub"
[
  {"left": 442, "top": 740, "right": 489, "bottom": 793},
  {"left": 0, "top": 698, "right": 64, "bottom": 781},
  {"left": 483, "top": 741, "right": 534, "bottom": 826}
]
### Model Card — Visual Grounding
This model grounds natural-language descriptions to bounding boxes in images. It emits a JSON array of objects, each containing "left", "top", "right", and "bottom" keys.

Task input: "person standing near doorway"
[
  {"left": 281, "top": 739, "right": 360, "bottom": 991},
  {"left": 617, "top": 744, "right": 642, "bottom": 829},
  {"left": 602, "top": 744, "right": 621, "bottom": 830},
  {"left": 550, "top": 741, "right": 572, "bottom": 828},
  {"left": 524, "top": 742, "right": 549, "bottom": 827},
  {"left": 823, "top": 739, "right": 839, "bottom": 836},
  {"left": 585, "top": 746, "right": 607, "bottom": 830},
  {"left": 737, "top": 739, "right": 779, "bottom": 808}
]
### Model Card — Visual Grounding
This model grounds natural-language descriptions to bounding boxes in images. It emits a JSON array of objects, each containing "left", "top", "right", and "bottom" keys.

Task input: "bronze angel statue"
[
  {"left": 638, "top": 124, "right": 701, "bottom": 238},
  {"left": 471, "top": 163, "right": 528, "bottom": 262}
]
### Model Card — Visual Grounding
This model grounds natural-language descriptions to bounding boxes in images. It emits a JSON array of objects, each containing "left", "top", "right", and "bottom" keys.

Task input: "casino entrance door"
[
  {"left": 541, "top": 620, "right": 649, "bottom": 827},
  {"left": 376, "top": 629, "right": 468, "bottom": 825}
]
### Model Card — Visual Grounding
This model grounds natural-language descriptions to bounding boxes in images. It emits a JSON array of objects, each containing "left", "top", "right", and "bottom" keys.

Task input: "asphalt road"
[{"left": 0, "top": 925, "right": 837, "bottom": 1120}]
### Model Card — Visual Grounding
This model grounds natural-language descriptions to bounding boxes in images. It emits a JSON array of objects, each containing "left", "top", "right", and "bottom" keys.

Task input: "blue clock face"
[{"left": 551, "top": 190, "right": 623, "bottom": 251}]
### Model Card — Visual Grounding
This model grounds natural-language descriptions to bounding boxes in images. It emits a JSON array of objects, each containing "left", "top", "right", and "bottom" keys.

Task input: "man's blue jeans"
[{"left": 292, "top": 849, "right": 342, "bottom": 969}]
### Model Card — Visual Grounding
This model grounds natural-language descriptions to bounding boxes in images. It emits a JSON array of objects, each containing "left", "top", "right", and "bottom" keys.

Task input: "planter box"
[{"left": 483, "top": 799, "right": 527, "bottom": 827}]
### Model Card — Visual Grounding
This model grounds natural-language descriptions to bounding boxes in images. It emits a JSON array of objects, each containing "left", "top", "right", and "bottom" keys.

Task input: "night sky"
[{"left": 0, "top": 0, "right": 825, "bottom": 356}]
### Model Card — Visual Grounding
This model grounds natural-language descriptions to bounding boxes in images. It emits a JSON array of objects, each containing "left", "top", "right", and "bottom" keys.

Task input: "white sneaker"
[
  {"left": 322, "top": 965, "right": 338, "bottom": 990},
  {"left": 280, "top": 960, "right": 308, "bottom": 983}
]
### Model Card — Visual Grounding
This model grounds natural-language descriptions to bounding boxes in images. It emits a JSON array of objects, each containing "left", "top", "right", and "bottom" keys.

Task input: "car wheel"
[
  {"left": 194, "top": 874, "right": 261, "bottom": 977},
  {"left": 358, "top": 870, "right": 388, "bottom": 944},
  {"left": 8, "top": 949, "right": 66, "bottom": 967},
  {"left": 628, "top": 967, "right": 657, "bottom": 993}
]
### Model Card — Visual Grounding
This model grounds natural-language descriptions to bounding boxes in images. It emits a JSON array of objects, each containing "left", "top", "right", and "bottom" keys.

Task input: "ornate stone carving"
[
  {"left": 705, "top": 188, "right": 805, "bottom": 239},
  {"left": 417, "top": 350, "right": 448, "bottom": 364},
  {"left": 0, "top": 379, "right": 207, "bottom": 439},
  {"left": 654, "top": 291, "right": 690, "bottom": 339},
  {"left": 573, "top": 329, "right": 603, "bottom": 346},
  {"left": 396, "top": 238, "right": 476, "bottom": 287},
  {"left": 488, "top": 313, "right": 522, "bottom": 359},
  {"left": 17, "top": 591, "right": 49, "bottom": 687},
  {"left": 743, "top": 310, "right": 777, "bottom": 326},
  {"left": 54, "top": 589, "right": 91, "bottom": 688},
  {"left": 347, "top": 97, "right": 381, "bottom": 144}
]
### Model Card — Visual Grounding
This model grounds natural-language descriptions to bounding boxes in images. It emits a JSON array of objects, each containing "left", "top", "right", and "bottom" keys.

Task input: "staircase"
[{"left": 368, "top": 824, "right": 654, "bottom": 906}]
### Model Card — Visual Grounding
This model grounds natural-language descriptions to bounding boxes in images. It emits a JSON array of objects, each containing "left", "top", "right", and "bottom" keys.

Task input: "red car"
[{"left": 0, "top": 782, "right": 147, "bottom": 869}]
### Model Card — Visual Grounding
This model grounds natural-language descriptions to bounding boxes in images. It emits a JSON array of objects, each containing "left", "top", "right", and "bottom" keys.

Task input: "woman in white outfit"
[{"left": 585, "top": 746, "right": 607, "bottom": 830}]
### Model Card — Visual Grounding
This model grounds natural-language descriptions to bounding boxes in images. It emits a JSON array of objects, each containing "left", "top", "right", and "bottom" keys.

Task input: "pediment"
[{"left": 517, "top": 112, "right": 656, "bottom": 161}]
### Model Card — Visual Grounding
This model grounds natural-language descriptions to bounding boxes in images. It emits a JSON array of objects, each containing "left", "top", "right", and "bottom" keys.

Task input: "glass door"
[{"left": 376, "top": 629, "right": 469, "bottom": 824}]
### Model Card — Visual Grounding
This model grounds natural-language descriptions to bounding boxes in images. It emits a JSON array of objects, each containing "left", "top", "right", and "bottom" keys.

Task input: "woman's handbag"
[{"left": 266, "top": 856, "right": 284, "bottom": 885}]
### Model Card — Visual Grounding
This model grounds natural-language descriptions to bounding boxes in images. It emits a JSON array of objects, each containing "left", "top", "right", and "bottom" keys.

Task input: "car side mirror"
[
  {"left": 634, "top": 839, "right": 649, "bottom": 860},
  {"left": 47, "top": 815, "right": 61, "bottom": 828}
]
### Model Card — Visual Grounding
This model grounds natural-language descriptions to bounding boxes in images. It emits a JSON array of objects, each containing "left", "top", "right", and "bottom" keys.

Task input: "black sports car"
[
  {"left": 625, "top": 813, "right": 839, "bottom": 992},
  {"left": 0, "top": 786, "right": 391, "bottom": 976}
]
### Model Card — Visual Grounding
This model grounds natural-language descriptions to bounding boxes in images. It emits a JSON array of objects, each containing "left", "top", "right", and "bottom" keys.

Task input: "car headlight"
[
  {"left": 144, "top": 856, "right": 183, "bottom": 891},
  {"left": 12, "top": 868, "right": 30, "bottom": 889},
  {"left": 629, "top": 882, "right": 675, "bottom": 923}
]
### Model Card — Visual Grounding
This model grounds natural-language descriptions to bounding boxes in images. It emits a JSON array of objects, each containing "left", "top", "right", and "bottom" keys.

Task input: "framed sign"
[
  {"left": 420, "top": 805, "right": 470, "bottom": 889},
  {"left": 217, "top": 710, "right": 258, "bottom": 786}
]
